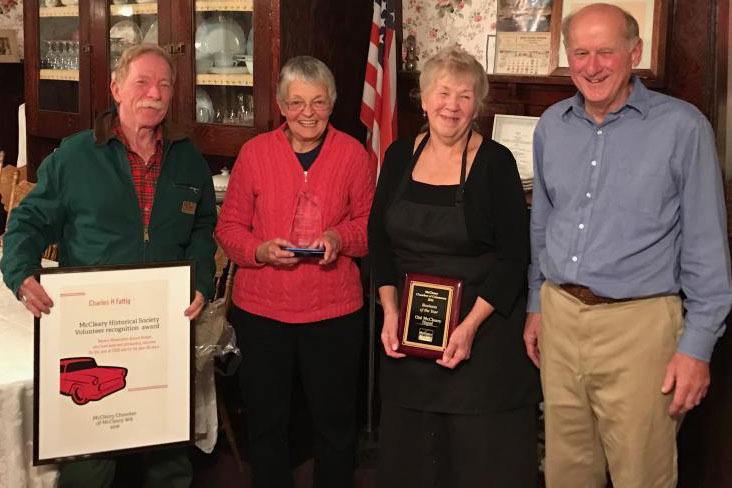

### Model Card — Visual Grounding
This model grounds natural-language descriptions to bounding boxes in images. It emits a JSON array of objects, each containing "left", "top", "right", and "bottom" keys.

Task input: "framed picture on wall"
[
  {"left": 494, "top": 0, "right": 554, "bottom": 76},
  {"left": 549, "top": 0, "right": 668, "bottom": 81},
  {"left": 0, "top": 29, "right": 20, "bottom": 63}
]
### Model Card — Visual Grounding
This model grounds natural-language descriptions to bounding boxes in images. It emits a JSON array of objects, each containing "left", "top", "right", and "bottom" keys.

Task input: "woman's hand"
[
  {"left": 255, "top": 238, "right": 300, "bottom": 267},
  {"left": 437, "top": 298, "right": 493, "bottom": 369},
  {"left": 380, "top": 310, "right": 406, "bottom": 359},
  {"left": 436, "top": 320, "right": 479, "bottom": 369},
  {"left": 311, "top": 229, "right": 341, "bottom": 265}
]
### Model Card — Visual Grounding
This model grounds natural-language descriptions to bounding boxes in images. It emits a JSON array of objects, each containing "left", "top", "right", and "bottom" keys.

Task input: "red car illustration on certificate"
[{"left": 60, "top": 357, "right": 128, "bottom": 405}]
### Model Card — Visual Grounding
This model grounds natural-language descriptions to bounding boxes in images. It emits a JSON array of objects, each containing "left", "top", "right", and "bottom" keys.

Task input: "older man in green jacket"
[{"left": 1, "top": 44, "right": 216, "bottom": 487}]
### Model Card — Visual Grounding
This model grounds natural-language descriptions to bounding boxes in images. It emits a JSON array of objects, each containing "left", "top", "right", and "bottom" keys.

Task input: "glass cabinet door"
[
  {"left": 108, "top": 0, "right": 159, "bottom": 71},
  {"left": 193, "top": 0, "right": 254, "bottom": 127},
  {"left": 38, "top": 0, "right": 81, "bottom": 113}
]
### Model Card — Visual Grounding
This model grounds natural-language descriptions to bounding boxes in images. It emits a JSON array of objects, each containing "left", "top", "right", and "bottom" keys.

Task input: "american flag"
[{"left": 360, "top": 0, "right": 397, "bottom": 171}]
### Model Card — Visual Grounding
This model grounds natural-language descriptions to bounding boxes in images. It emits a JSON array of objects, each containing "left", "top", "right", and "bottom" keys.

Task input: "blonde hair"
[
  {"left": 419, "top": 45, "right": 488, "bottom": 113},
  {"left": 112, "top": 43, "right": 176, "bottom": 84}
]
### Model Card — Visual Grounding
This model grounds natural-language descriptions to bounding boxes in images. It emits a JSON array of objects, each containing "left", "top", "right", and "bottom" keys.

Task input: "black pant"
[
  {"left": 377, "top": 403, "right": 539, "bottom": 488},
  {"left": 231, "top": 307, "right": 364, "bottom": 488}
]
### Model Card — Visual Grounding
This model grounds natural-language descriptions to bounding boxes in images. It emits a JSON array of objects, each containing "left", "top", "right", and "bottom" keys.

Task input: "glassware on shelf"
[
  {"left": 49, "top": 40, "right": 61, "bottom": 69},
  {"left": 223, "top": 108, "right": 237, "bottom": 125},
  {"left": 40, "top": 40, "right": 51, "bottom": 69},
  {"left": 68, "top": 41, "right": 79, "bottom": 70},
  {"left": 61, "top": 41, "right": 72, "bottom": 69},
  {"left": 197, "top": 106, "right": 213, "bottom": 123},
  {"left": 196, "top": 88, "right": 214, "bottom": 123},
  {"left": 236, "top": 93, "right": 254, "bottom": 126}
]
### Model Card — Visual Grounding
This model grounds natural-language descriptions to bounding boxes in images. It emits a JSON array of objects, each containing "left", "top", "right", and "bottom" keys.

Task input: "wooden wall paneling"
[
  {"left": 715, "top": 0, "right": 729, "bottom": 169},
  {"left": 280, "top": 0, "right": 372, "bottom": 142},
  {"left": 665, "top": 0, "right": 713, "bottom": 118},
  {"left": 25, "top": 134, "right": 58, "bottom": 182},
  {"left": 0, "top": 63, "right": 25, "bottom": 166}
]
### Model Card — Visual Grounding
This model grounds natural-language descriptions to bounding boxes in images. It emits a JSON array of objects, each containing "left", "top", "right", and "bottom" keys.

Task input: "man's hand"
[
  {"left": 184, "top": 291, "right": 205, "bottom": 320},
  {"left": 255, "top": 238, "right": 300, "bottom": 267},
  {"left": 18, "top": 276, "right": 53, "bottom": 318},
  {"left": 661, "top": 351, "right": 710, "bottom": 417},
  {"left": 380, "top": 310, "right": 406, "bottom": 359},
  {"left": 311, "top": 230, "right": 341, "bottom": 266},
  {"left": 523, "top": 312, "right": 542, "bottom": 368},
  {"left": 436, "top": 321, "right": 478, "bottom": 369}
]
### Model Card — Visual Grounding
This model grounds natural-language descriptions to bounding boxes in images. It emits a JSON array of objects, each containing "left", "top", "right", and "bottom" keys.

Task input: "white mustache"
[{"left": 137, "top": 100, "right": 164, "bottom": 110}]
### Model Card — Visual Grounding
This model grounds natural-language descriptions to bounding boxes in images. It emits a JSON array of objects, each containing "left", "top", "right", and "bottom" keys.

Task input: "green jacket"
[{"left": 1, "top": 111, "right": 217, "bottom": 299}]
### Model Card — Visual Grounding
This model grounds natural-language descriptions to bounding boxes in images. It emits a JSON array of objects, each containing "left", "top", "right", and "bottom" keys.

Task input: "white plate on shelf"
[
  {"left": 196, "top": 14, "right": 246, "bottom": 69},
  {"left": 143, "top": 20, "right": 158, "bottom": 44},
  {"left": 109, "top": 20, "right": 142, "bottom": 45},
  {"left": 208, "top": 66, "right": 247, "bottom": 74}
]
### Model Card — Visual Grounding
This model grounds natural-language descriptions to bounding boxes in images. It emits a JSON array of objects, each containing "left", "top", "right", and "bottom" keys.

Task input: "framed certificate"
[
  {"left": 397, "top": 273, "right": 463, "bottom": 359},
  {"left": 33, "top": 262, "right": 194, "bottom": 465},
  {"left": 492, "top": 114, "right": 540, "bottom": 190}
]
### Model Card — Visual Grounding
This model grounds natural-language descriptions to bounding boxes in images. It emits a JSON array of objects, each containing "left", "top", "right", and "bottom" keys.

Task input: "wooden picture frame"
[
  {"left": 0, "top": 29, "right": 20, "bottom": 63},
  {"left": 549, "top": 0, "right": 668, "bottom": 81}
]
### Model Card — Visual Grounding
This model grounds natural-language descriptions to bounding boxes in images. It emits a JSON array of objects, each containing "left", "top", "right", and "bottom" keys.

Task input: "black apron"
[{"left": 380, "top": 133, "right": 539, "bottom": 414}]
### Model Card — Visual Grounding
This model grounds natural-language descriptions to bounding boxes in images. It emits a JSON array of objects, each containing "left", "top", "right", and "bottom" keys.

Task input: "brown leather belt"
[{"left": 559, "top": 284, "right": 635, "bottom": 306}]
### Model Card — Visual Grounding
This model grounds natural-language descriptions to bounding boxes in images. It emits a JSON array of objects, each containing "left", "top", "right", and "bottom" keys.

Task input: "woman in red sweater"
[{"left": 215, "top": 56, "right": 375, "bottom": 488}]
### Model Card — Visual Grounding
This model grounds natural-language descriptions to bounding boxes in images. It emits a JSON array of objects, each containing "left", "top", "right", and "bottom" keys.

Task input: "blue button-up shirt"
[{"left": 528, "top": 76, "right": 732, "bottom": 361}]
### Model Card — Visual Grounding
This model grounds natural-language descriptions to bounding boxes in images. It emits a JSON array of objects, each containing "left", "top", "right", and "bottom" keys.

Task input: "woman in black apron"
[{"left": 368, "top": 46, "right": 541, "bottom": 487}]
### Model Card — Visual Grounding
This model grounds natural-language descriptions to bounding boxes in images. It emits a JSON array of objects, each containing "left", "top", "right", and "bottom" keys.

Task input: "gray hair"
[
  {"left": 112, "top": 43, "right": 176, "bottom": 84},
  {"left": 562, "top": 3, "right": 640, "bottom": 47},
  {"left": 419, "top": 45, "right": 488, "bottom": 114},
  {"left": 276, "top": 56, "right": 337, "bottom": 104}
]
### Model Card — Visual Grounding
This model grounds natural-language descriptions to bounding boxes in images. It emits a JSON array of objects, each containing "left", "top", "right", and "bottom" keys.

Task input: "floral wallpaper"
[
  {"left": 402, "top": 0, "right": 498, "bottom": 72},
  {"left": 0, "top": 0, "right": 23, "bottom": 56}
]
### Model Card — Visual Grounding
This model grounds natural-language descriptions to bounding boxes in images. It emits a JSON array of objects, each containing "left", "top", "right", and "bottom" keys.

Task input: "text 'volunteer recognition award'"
[{"left": 397, "top": 273, "right": 463, "bottom": 359}]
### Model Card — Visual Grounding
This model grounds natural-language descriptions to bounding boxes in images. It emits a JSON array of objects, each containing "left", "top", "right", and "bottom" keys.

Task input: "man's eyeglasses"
[{"left": 284, "top": 99, "right": 331, "bottom": 113}]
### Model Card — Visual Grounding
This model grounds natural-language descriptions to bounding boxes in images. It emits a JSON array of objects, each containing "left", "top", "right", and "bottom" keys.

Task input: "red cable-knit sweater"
[{"left": 215, "top": 124, "right": 376, "bottom": 323}]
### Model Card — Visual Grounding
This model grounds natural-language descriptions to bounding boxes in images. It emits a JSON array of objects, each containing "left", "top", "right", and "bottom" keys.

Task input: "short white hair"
[{"left": 276, "top": 55, "right": 337, "bottom": 104}]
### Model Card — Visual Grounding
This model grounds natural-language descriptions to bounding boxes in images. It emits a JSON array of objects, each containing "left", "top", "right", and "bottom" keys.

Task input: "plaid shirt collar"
[
  {"left": 112, "top": 118, "right": 164, "bottom": 227},
  {"left": 112, "top": 119, "right": 164, "bottom": 163}
]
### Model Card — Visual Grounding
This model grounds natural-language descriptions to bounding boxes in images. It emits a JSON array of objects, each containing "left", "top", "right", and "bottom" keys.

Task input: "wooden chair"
[
  {"left": 2, "top": 162, "right": 59, "bottom": 261},
  {"left": 212, "top": 251, "right": 244, "bottom": 473},
  {"left": 0, "top": 156, "right": 27, "bottom": 220}
]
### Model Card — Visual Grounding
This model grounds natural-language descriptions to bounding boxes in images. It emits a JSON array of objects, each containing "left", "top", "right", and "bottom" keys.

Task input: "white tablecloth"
[
  {"left": 0, "top": 259, "right": 58, "bottom": 488},
  {"left": 0, "top": 256, "right": 218, "bottom": 488}
]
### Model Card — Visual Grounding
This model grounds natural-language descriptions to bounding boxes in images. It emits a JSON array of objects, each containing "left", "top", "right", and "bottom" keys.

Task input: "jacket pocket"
[{"left": 166, "top": 182, "right": 202, "bottom": 245}]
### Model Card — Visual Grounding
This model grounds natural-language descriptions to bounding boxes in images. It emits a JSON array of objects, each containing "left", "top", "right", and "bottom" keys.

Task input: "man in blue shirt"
[{"left": 524, "top": 3, "right": 732, "bottom": 487}]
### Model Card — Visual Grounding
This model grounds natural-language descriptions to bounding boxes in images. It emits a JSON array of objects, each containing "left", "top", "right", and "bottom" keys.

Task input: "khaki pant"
[{"left": 539, "top": 282, "right": 681, "bottom": 488}]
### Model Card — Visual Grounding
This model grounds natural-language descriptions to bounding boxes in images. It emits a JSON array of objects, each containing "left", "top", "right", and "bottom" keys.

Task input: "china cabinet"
[
  {"left": 24, "top": 0, "right": 373, "bottom": 176},
  {"left": 23, "top": 0, "right": 282, "bottom": 172}
]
